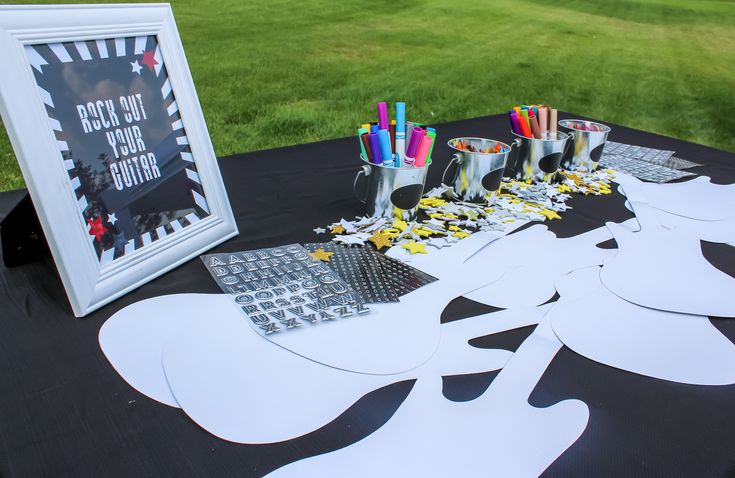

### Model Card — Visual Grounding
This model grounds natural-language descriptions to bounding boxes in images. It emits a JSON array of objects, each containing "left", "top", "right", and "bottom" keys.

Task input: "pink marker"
[
  {"left": 538, "top": 107, "right": 548, "bottom": 133},
  {"left": 404, "top": 127, "right": 424, "bottom": 165},
  {"left": 414, "top": 135, "right": 433, "bottom": 167},
  {"left": 377, "top": 102, "right": 389, "bottom": 130}
]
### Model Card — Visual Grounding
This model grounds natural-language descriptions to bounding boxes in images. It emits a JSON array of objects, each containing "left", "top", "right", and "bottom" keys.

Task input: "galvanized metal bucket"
[
  {"left": 505, "top": 130, "right": 571, "bottom": 182},
  {"left": 442, "top": 137, "right": 513, "bottom": 203},
  {"left": 558, "top": 119, "right": 611, "bottom": 172},
  {"left": 353, "top": 155, "right": 431, "bottom": 221}
]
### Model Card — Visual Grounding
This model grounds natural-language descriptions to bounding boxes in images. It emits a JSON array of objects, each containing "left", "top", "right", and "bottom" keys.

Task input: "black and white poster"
[{"left": 25, "top": 35, "right": 211, "bottom": 264}]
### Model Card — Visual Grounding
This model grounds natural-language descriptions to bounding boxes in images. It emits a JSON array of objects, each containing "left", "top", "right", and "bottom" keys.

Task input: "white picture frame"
[{"left": 0, "top": 4, "right": 238, "bottom": 317}]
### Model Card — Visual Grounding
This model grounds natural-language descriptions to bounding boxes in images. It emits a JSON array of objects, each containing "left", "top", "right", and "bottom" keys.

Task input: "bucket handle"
[
  {"left": 353, "top": 164, "right": 370, "bottom": 203},
  {"left": 504, "top": 138, "right": 523, "bottom": 176},
  {"left": 441, "top": 153, "right": 463, "bottom": 185}
]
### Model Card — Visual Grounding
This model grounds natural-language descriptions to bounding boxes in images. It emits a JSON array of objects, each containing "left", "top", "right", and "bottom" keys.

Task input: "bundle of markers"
[
  {"left": 561, "top": 120, "right": 606, "bottom": 132},
  {"left": 508, "top": 104, "right": 559, "bottom": 139},
  {"left": 450, "top": 139, "right": 506, "bottom": 154},
  {"left": 358, "top": 102, "right": 435, "bottom": 168}
]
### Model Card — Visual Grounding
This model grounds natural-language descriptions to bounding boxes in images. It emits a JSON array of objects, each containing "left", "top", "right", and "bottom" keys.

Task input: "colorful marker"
[
  {"left": 414, "top": 134, "right": 433, "bottom": 167},
  {"left": 538, "top": 106, "right": 548, "bottom": 134},
  {"left": 378, "top": 129, "right": 393, "bottom": 167},
  {"left": 395, "top": 102, "right": 406, "bottom": 163},
  {"left": 377, "top": 102, "right": 389, "bottom": 130},
  {"left": 368, "top": 131, "right": 383, "bottom": 165},
  {"left": 405, "top": 126, "right": 423, "bottom": 165},
  {"left": 425, "top": 127, "right": 436, "bottom": 164},
  {"left": 358, "top": 127, "right": 369, "bottom": 160}
]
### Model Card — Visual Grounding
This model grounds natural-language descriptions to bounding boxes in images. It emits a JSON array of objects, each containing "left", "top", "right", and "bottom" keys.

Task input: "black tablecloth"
[{"left": 1, "top": 113, "right": 735, "bottom": 477}]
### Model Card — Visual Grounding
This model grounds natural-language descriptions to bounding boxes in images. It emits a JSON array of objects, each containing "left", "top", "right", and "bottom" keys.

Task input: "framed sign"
[{"left": 0, "top": 4, "right": 238, "bottom": 316}]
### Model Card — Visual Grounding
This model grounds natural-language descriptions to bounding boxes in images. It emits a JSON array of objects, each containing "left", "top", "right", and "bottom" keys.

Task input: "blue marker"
[
  {"left": 378, "top": 129, "right": 394, "bottom": 167},
  {"left": 395, "top": 102, "right": 406, "bottom": 166}
]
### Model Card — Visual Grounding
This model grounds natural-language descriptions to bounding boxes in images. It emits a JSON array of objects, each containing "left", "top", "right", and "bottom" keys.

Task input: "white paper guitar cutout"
[
  {"left": 162, "top": 306, "right": 542, "bottom": 444},
  {"left": 601, "top": 201, "right": 735, "bottom": 317},
  {"left": 463, "top": 223, "right": 630, "bottom": 308},
  {"left": 259, "top": 231, "right": 510, "bottom": 375},
  {"left": 267, "top": 318, "right": 588, "bottom": 477},
  {"left": 623, "top": 199, "right": 735, "bottom": 244},
  {"left": 97, "top": 232, "right": 516, "bottom": 405},
  {"left": 99, "top": 293, "right": 217, "bottom": 408},
  {"left": 616, "top": 173, "right": 735, "bottom": 221},
  {"left": 550, "top": 267, "right": 735, "bottom": 385}
]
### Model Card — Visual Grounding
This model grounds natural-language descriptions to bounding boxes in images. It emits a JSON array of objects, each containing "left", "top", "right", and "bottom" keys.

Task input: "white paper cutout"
[
  {"left": 462, "top": 223, "right": 632, "bottom": 308},
  {"left": 98, "top": 293, "right": 218, "bottom": 408},
  {"left": 624, "top": 199, "right": 735, "bottom": 244},
  {"left": 162, "top": 304, "right": 543, "bottom": 444},
  {"left": 260, "top": 232, "right": 511, "bottom": 375},
  {"left": 616, "top": 173, "right": 735, "bottom": 221},
  {"left": 601, "top": 202, "right": 735, "bottom": 317},
  {"left": 550, "top": 266, "right": 735, "bottom": 385},
  {"left": 267, "top": 319, "right": 588, "bottom": 477},
  {"left": 97, "top": 232, "right": 518, "bottom": 405}
]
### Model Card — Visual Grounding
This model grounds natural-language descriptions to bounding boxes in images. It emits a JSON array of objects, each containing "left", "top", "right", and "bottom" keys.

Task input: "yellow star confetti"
[
  {"left": 368, "top": 231, "right": 392, "bottom": 250},
  {"left": 309, "top": 248, "right": 334, "bottom": 262},
  {"left": 448, "top": 225, "right": 462, "bottom": 232},
  {"left": 393, "top": 219, "right": 408, "bottom": 232},
  {"left": 402, "top": 240, "right": 427, "bottom": 254},
  {"left": 539, "top": 209, "right": 562, "bottom": 220},
  {"left": 453, "top": 231, "right": 471, "bottom": 239},
  {"left": 420, "top": 197, "right": 447, "bottom": 208},
  {"left": 412, "top": 227, "right": 433, "bottom": 238},
  {"left": 330, "top": 224, "right": 345, "bottom": 234},
  {"left": 382, "top": 227, "right": 400, "bottom": 239}
]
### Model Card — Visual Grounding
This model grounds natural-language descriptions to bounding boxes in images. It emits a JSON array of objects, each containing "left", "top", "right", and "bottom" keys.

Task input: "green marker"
[
  {"left": 426, "top": 128, "right": 437, "bottom": 163},
  {"left": 520, "top": 109, "right": 530, "bottom": 125},
  {"left": 357, "top": 127, "right": 368, "bottom": 160}
]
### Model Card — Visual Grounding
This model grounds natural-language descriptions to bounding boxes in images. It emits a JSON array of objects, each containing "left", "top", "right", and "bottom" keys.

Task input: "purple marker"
[
  {"left": 509, "top": 111, "right": 522, "bottom": 135},
  {"left": 404, "top": 127, "right": 424, "bottom": 165},
  {"left": 368, "top": 131, "right": 383, "bottom": 165},
  {"left": 377, "top": 102, "right": 389, "bottom": 130}
]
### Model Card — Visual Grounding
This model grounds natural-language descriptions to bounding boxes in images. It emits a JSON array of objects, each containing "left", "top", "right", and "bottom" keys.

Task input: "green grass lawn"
[{"left": 1, "top": 0, "right": 734, "bottom": 191}]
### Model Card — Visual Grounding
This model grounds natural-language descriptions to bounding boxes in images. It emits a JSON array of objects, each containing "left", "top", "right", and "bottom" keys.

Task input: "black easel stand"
[{"left": 0, "top": 193, "right": 48, "bottom": 267}]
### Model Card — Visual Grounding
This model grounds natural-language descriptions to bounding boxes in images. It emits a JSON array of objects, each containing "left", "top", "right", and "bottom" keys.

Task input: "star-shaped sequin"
[
  {"left": 330, "top": 224, "right": 346, "bottom": 234},
  {"left": 426, "top": 237, "right": 450, "bottom": 249},
  {"left": 368, "top": 230, "right": 392, "bottom": 250},
  {"left": 141, "top": 50, "right": 158, "bottom": 71},
  {"left": 87, "top": 216, "right": 108, "bottom": 241},
  {"left": 309, "top": 248, "right": 334, "bottom": 262},
  {"left": 401, "top": 240, "right": 427, "bottom": 255},
  {"left": 333, "top": 233, "right": 369, "bottom": 246}
]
